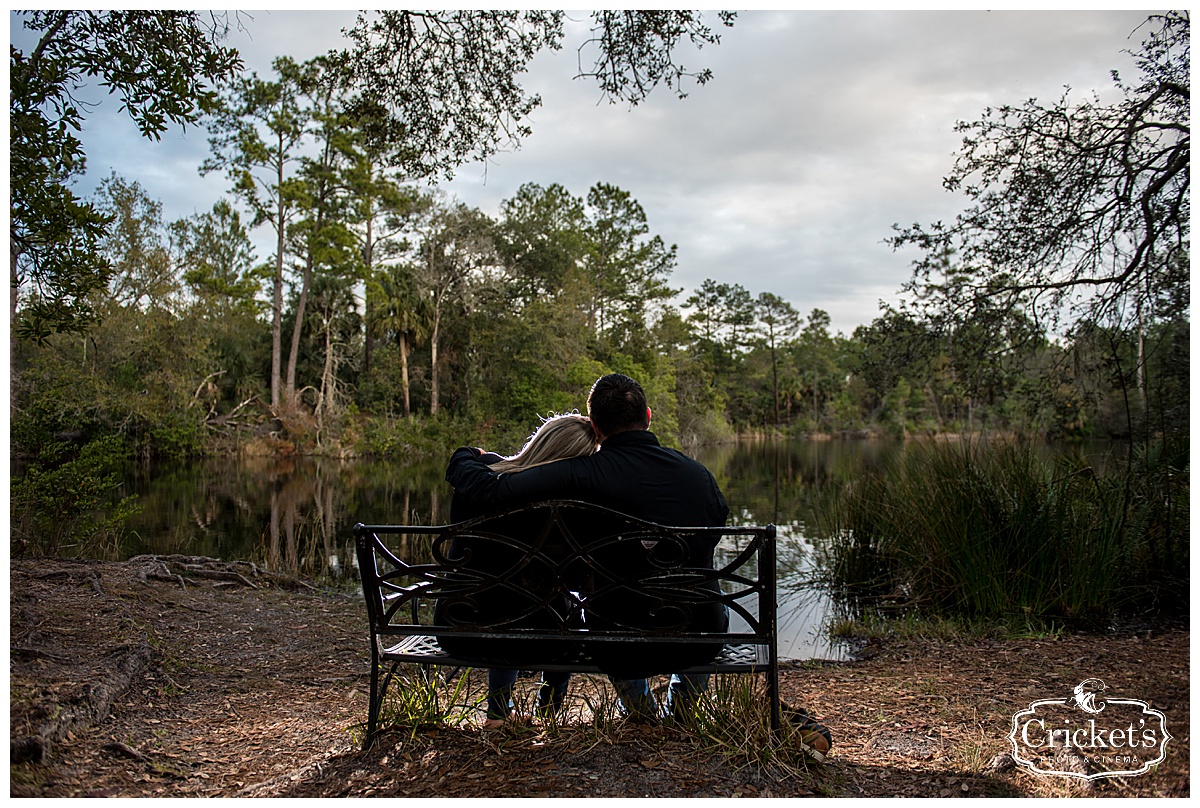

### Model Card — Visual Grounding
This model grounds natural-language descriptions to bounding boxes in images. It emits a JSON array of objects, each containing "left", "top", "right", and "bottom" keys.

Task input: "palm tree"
[{"left": 368, "top": 262, "right": 429, "bottom": 416}]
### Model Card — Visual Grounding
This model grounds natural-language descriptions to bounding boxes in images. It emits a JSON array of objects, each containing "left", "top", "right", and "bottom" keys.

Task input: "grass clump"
[
  {"left": 672, "top": 675, "right": 826, "bottom": 777},
  {"left": 366, "top": 669, "right": 826, "bottom": 779},
  {"left": 364, "top": 667, "right": 482, "bottom": 745}
]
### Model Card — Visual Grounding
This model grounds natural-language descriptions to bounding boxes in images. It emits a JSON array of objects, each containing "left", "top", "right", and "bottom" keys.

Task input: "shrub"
[{"left": 11, "top": 435, "right": 141, "bottom": 559}]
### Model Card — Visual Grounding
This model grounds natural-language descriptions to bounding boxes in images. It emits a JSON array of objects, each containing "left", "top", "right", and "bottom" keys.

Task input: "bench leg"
[
  {"left": 767, "top": 663, "right": 781, "bottom": 733},
  {"left": 366, "top": 653, "right": 402, "bottom": 750},
  {"left": 365, "top": 648, "right": 382, "bottom": 750}
]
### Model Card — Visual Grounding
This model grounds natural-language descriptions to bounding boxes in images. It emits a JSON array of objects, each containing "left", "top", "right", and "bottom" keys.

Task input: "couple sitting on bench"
[{"left": 441, "top": 373, "right": 731, "bottom": 726}]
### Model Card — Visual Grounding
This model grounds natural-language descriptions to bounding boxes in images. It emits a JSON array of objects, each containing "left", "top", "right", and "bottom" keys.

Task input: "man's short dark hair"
[{"left": 587, "top": 373, "right": 648, "bottom": 436}]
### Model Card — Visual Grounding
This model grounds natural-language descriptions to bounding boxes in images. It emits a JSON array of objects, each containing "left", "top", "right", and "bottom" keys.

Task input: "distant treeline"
[{"left": 10, "top": 173, "right": 1188, "bottom": 463}]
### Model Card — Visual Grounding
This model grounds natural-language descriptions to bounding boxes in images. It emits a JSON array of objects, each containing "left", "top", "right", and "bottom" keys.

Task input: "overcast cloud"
[{"left": 18, "top": 8, "right": 1158, "bottom": 334}]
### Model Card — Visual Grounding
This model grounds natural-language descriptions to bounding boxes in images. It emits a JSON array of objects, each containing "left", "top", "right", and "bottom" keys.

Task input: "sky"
[{"left": 11, "top": 8, "right": 1161, "bottom": 335}]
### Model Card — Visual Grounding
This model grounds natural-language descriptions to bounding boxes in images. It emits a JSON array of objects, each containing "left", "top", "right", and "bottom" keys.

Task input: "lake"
[{"left": 116, "top": 438, "right": 1120, "bottom": 662}]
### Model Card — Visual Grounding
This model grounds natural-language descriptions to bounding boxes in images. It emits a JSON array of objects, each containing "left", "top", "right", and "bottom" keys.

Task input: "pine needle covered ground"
[{"left": 10, "top": 558, "right": 1188, "bottom": 798}]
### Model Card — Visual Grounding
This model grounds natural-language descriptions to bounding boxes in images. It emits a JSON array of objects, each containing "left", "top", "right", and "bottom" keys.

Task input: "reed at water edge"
[{"left": 816, "top": 438, "right": 1188, "bottom": 625}]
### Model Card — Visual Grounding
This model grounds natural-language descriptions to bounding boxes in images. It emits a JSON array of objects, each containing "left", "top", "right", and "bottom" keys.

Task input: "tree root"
[
  {"left": 126, "top": 555, "right": 317, "bottom": 591},
  {"left": 11, "top": 643, "right": 153, "bottom": 764},
  {"left": 101, "top": 740, "right": 149, "bottom": 762},
  {"left": 34, "top": 567, "right": 106, "bottom": 595},
  {"left": 181, "top": 565, "right": 258, "bottom": 589}
]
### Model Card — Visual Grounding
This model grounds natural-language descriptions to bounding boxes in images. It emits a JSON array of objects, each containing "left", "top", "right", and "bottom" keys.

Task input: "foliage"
[
  {"left": 11, "top": 435, "right": 141, "bottom": 558},
  {"left": 10, "top": 10, "right": 242, "bottom": 341},
  {"left": 579, "top": 11, "right": 738, "bottom": 104},
  {"left": 341, "top": 11, "right": 736, "bottom": 180},
  {"left": 11, "top": 177, "right": 230, "bottom": 462},
  {"left": 352, "top": 413, "right": 509, "bottom": 460},
  {"left": 889, "top": 12, "right": 1189, "bottom": 332}
]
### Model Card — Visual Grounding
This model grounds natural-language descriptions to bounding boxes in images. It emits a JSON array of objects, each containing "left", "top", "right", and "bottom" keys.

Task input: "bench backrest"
[{"left": 354, "top": 499, "right": 776, "bottom": 645}]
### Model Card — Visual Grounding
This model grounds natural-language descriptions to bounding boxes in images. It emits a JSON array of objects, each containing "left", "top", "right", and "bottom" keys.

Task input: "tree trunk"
[
  {"left": 271, "top": 200, "right": 284, "bottom": 409},
  {"left": 771, "top": 341, "right": 779, "bottom": 427},
  {"left": 399, "top": 328, "right": 411, "bottom": 417},
  {"left": 363, "top": 213, "right": 374, "bottom": 377},
  {"left": 429, "top": 306, "right": 440, "bottom": 416},
  {"left": 318, "top": 316, "right": 335, "bottom": 424},
  {"left": 285, "top": 250, "right": 313, "bottom": 400},
  {"left": 10, "top": 242, "right": 19, "bottom": 331},
  {"left": 1137, "top": 310, "right": 1147, "bottom": 421},
  {"left": 812, "top": 371, "right": 819, "bottom": 430}
]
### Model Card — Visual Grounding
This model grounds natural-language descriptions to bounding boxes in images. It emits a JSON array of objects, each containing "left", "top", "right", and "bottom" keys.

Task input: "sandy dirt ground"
[{"left": 9, "top": 557, "right": 1189, "bottom": 798}]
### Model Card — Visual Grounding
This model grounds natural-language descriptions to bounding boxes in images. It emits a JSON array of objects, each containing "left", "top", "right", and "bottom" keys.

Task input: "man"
[{"left": 445, "top": 373, "right": 727, "bottom": 719}]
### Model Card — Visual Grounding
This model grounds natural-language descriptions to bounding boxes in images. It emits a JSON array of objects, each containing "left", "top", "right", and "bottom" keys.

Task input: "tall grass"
[
  {"left": 817, "top": 439, "right": 1188, "bottom": 623},
  {"left": 673, "top": 675, "right": 824, "bottom": 776},
  {"left": 363, "top": 670, "right": 823, "bottom": 777}
]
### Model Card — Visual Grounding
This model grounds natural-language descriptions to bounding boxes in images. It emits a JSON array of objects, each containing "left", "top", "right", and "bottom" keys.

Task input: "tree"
[
  {"left": 171, "top": 199, "right": 262, "bottom": 320},
  {"left": 582, "top": 183, "right": 678, "bottom": 340},
  {"left": 754, "top": 292, "right": 801, "bottom": 427},
  {"left": 681, "top": 278, "right": 756, "bottom": 422},
  {"left": 682, "top": 279, "right": 723, "bottom": 345},
  {"left": 283, "top": 57, "right": 362, "bottom": 402},
  {"left": 304, "top": 271, "right": 361, "bottom": 427},
  {"left": 342, "top": 98, "right": 426, "bottom": 377},
  {"left": 715, "top": 282, "right": 756, "bottom": 359},
  {"left": 494, "top": 182, "right": 588, "bottom": 304},
  {"left": 798, "top": 309, "right": 838, "bottom": 431},
  {"left": 416, "top": 200, "right": 498, "bottom": 415},
  {"left": 202, "top": 57, "right": 310, "bottom": 408},
  {"left": 171, "top": 199, "right": 265, "bottom": 413},
  {"left": 92, "top": 173, "right": 178, "bottom": 312},
  {"left": 340, "top": 11, "right": 736, "bottom": 180},
  {"left": 890, "top": 12, "right": 1189, "bottom": 332},
  {"left": 368, "top": 262, "right": 430, "bottom": 417},
  {"left": 10, "top": 10, "right": 241, "bottom": 342}
]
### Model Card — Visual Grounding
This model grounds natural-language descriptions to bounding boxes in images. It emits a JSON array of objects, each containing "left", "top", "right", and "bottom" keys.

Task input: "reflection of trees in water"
[
  {"left": 122, "top": 454, "right": 449, "bottom": 580},
  {"left": 263, "top": 458, "right": 446, "bottom": 579},
  {"left": 698, "top": 439, "right": 897, "bottom": 532}
]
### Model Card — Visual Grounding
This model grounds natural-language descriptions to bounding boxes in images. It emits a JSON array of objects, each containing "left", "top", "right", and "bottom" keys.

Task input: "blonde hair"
[{"left": 490, "top": 413, "right": 597, "bottom": 474}]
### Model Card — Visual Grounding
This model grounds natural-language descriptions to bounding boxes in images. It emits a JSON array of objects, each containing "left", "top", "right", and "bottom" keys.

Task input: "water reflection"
[
  {"left": 118, "top": 438, "right": 1122, "bottom": 661},
  {"left": 122, "top": 454, "right": 449, "bottom": 583},
  {"left": 119, "top": 443, "right": 892, "bottom": 661}
]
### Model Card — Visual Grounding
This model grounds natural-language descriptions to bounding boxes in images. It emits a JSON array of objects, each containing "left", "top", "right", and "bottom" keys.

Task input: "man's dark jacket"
[{"left": 445, "top": 430, "right": 731, "bottom": 678}]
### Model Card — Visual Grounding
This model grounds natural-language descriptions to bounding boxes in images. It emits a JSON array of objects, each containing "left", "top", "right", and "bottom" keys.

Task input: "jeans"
[
  {"left": 487, "top": 669, "right": 570, "bottom": 719},
  {"left": 610, "top": 673, "right": 709, "bottom": 720}
]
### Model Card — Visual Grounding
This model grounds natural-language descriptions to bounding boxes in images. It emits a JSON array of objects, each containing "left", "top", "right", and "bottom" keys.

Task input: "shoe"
[
  {"left": 782, "top": 704, "right": 833, "bottom": 762},
  {"left": 481, "top": 712, "right": 534, "bottom": 731}
]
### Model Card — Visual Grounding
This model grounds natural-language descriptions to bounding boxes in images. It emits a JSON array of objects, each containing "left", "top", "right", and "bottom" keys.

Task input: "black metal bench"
[{"left": 353, "top": 499, "right": 778, "bottom": 749}]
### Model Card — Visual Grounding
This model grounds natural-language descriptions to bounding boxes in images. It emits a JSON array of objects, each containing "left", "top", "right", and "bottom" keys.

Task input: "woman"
[{"left": 441, "top": 413, "right": 598, "bottom": 729}]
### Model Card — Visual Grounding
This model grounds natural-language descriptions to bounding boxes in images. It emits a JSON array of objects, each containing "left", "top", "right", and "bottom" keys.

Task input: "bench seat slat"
[{"left": 380, "top": 636, "right": 771, "bottom": 672}]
